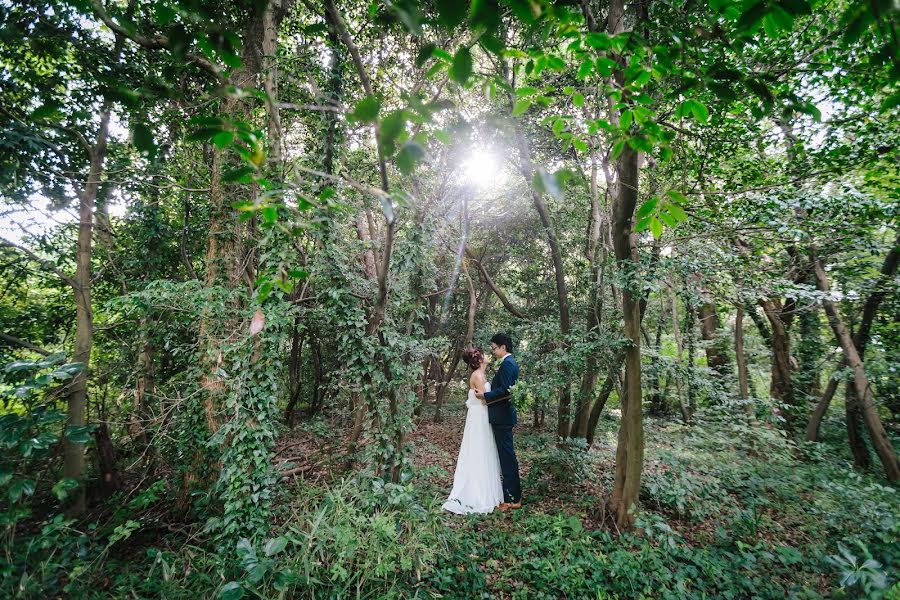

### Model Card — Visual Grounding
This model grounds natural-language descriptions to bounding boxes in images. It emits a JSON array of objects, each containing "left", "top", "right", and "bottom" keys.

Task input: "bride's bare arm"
[{"left": 470, "top": 372, "right": 486, "bottom": 402}]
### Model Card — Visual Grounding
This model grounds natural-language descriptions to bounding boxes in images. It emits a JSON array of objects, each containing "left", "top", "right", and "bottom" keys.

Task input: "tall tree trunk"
[
  {"left": 684, "top": 300, "right": 698, "bottom": 417},
  {"left": 649, "top": 310, "right": 665, "bottom": 414},
  {"left": 698, "top": 299, "right": 729, "bottom": 376},
  {"left": 285, "top": 323, "right": 304, "bottom": 426},
  {"left": 735, "top": 305, "right": 754, "bottom": 421},
  {"left": 669, "top": 288, "right": 690, "bottom": 422},
  {"left": 609, "top": 164, "right": 644, "bottom": 527},
  {"left": 574, "top": 156, "right": 607, "bottom": 437},
  {"left": 132, "top": 319, "right": 154, "bottom": 457},
  {"left": 805, "top": 236, "right": 899, "bottom": 441},
  {"left": 514, "top": 132, "right": 573, "bottom": 439},
  {"left": 810, "top": 251, "right": 899, "bottom": 481},
  {"left": 607, "top": 0, "right": 644, "bottom": 521},
  {"left": 845, "top": 382, "right": 872, "bottom": 469},
  {"left": 759, "top": 297, "right": 796, "bottom": 430},
  {"left": 64, "top": 106, "right": 112, "bottom": 517}
]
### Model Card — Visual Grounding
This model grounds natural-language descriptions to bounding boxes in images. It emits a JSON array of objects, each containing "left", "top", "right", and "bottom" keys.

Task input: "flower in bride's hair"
[{"left": 461, "top": 347, "right": 485, "bottom": 370}]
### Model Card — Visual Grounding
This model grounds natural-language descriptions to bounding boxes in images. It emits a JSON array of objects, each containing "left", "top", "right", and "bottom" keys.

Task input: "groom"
[{"left": 476, "top": 332, "right": 522, "bottom": 510}]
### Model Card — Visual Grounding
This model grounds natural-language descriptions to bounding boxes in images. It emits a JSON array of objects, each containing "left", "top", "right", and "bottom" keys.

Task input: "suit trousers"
[{"left": 491, "top": 424, "right": 521, "bottom": 503}]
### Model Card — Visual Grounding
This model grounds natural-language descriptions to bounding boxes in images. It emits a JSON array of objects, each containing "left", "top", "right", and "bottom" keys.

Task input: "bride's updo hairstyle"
[{"left": 462, "top": 347, "right": 485, "bottom": 370}]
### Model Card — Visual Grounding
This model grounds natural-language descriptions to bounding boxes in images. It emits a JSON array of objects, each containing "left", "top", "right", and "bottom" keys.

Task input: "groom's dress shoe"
[
  {"left": 508, "top": 502, "right": 522, "bottom": 510},
  {"left": 497, "top": 502, "right": 511, "bottom": 511}
]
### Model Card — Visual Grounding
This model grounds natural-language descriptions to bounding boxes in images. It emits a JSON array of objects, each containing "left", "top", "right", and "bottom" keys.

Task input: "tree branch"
[
  {"left": 464, "top": 249, "right": 525, "bottom": 319},
  {"left": 0, "top": 332, "right": 52, "bottom": 356},
  {"left": 0, "top": 237, "right": 76, "bottom": 288},
  {"left": 90, "top": 0, "right": 224, "bottom": 83}
]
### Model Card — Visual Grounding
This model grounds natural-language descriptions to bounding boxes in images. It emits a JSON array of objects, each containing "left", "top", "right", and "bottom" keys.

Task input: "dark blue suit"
[{"left": 483, "top": 354, "right": 521, "bottom": 503}]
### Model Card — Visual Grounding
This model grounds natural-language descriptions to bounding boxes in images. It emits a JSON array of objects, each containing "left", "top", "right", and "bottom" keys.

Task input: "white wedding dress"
[{"left": 442, "top": 382, "right": 504, "bottom": 514}]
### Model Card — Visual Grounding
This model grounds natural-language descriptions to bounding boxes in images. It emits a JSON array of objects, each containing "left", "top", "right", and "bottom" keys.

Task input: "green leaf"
[
  {"left": 573, "top": 93, "right": 585, "bottom": 107},
  {"left": 737, "top": 1, "right": 769, "bottom": 32},
  {"left": 52, "top": 477, "right": 80, "bottom": 501},
  {"left": 264, "top": 536, "right": 289, "bottom": 557},
  {"left": 65, "top": 425, "right": 95, "bottom": 444},
  {"left": 577, "top": 59, "right": 594, "bottom": 79},
  {"left": 516, "top": 86, "right": 539, "bottom": 97},
  {"left": 261, "top": 206, "right": 278, "bottom": 225},
  {"left": 31, "top": 103, "right": 62, "bottom": 121},
  {"left": 634, "top": 216, "right": 653, "bottom": 232},
  {"left": 352, "top": 95, "right": 381, "bottom": 123},
  {"left": 595, "top": 57, "right": 616, "bottom": 78},
  {"left": 690, "top": 101, "right": 710, "bottom": 123},
  {"left": 610, "top": 139, "right": 626, "bottom": 160},
  {"left": 512, "top": 98, "right": 532, "bottom": 116},
  {"left": 585, "top": 32, "right": 610, "bottom": 49},
  {"left": 8, "top": 479, "right": 35, "bottom": 504},
  {"left": 220, "top": 581, "right": 245, "bottom": 600},
  {"left": 415, "top": 43, "right": 436, "bottom": 67},
  {"left": 450, "top": 47, "right": 473, "bottom": 85},
  {"left": 132, "top": 123, "right": 156, "bottom": 158},
  {"left": 665, "top": 190, "right": 688, "bottom": 204},
  {"left": 659, "top": 210, "right": 678, "bottom": 227},
  {"left": 880, "top": 93, "right": 900, "bottom": 112},
  {"left": 436, "top": 0, "right": 467, "bottom": 29},
  {"left": 620, "top": 110, "right": 633, "bottom": 131},
  {"left": 396, "top": 142, "right": 426, "bottom": 175},
  {"left": 666, "top": 203, "right": 688, "bottom": 222},
  {"left": 212, "top": 131, "right": 234, "bottom": 149},
  {"left": 779, "top": 0, "right": 810, "bottom": 15},
  {"left": 636, "top": 197, "right": 659, "bottom": 219},
  {"left": 222, "top": 167, "right": 256, "bottom": 183},
  {"left": 552, "top": 118, "right": 566, "bottom": 136},
  {"left": 379, "top": 110, "right": 407, "bottom": 155},
  {"left": 649, "top": 216, "right": 663, "bottom": 238},
  {"left": 768, "top": 5, "right": 793, "bottom": 32},
  {"left": 390, "top": 2, "right": 424, "bottom": 34}
]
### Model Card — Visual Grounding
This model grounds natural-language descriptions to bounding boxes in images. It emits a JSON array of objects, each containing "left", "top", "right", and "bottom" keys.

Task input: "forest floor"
[
  {"left": 259, "top": 397, "right": 899, "bottom": 599},
  {"left": 10, "top": 398, "right": 898, "bottom": 598}
]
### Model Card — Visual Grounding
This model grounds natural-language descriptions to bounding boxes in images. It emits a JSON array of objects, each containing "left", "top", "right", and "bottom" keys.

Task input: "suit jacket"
[{"left": 483, "top": 354, "right": 518, "bottom": 426}]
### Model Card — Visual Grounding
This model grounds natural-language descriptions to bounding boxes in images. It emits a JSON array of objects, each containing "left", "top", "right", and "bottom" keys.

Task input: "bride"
[{"left": 442, "top": 347, "right": 504, "bottom": 514}]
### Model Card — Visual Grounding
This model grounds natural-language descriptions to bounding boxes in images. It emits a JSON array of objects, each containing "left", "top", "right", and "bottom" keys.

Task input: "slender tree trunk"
[
  {"left": 698, "top": 299, "right": 729, "bottom": 376},
  {"left": 64, "top": 105, "right": 112, "bottom": 517},
  {"left": 735, "top": 305, "right": 754, "bottom": 421},
  {"left": 132, "top": 319, "right": 154, "bottom": 454},
  {"left": 759, "top": 298, "right": 796, "bottom": 430},
  {"left": 845, "top": 382, "right": 872, "bottom": 469},
  {"left": 514, "top": 132, "right": 572, "bottom": 439},
  {"left": 285, "top": 323, "right": 304, "bottom": 426},
  {"left": 669, "top": 288, "right": 690, "bottom": 422},
  {"left": 649, "top": 310, "right": 665, "bottom": 414},
  {"left": 608, "top": 127, "right": 643, "bottom": 530},
  {"left": 684, "top": 301, "right": 698, "bottom": 417},
  {"left": 810, "top": 250, "right": 899, "bottom": 481},
  {"left": 574, "top": 157, "right": 606, "bottom": 437}
]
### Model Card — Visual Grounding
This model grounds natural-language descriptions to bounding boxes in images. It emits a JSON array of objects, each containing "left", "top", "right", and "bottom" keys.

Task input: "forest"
[{"left": 0, "top": 0, "right": 898, "bottom": 597}]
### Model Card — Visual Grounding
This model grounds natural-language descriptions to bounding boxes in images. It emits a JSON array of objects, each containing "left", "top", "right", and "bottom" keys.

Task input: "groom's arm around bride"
[{"left": 480, "top": 357, "right": 517, "bottom": 406}]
